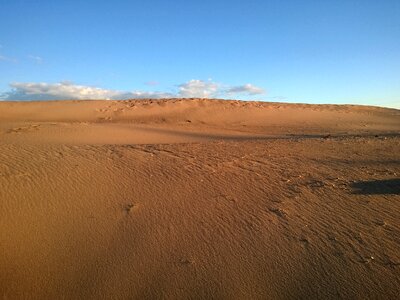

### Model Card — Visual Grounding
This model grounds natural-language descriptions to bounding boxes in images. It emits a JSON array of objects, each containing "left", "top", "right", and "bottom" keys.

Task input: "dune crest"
[{"left": 0, "top": 99, "right": 399, "bottom": 144}]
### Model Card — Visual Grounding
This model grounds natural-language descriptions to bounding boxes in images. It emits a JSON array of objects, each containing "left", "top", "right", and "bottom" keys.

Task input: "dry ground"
[{"left": 0, "top": 99, "right": 399, "bottom": 299}]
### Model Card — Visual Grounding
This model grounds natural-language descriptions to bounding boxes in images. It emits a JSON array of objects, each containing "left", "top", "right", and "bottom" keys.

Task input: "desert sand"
[{"left": 0, "top": 99, "right": 399, "bottom": 299}]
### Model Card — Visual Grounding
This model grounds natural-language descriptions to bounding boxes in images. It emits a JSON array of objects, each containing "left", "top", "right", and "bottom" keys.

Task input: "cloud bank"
[
  {"left": 0, "top": 80, "right": 265, "bottom": 101},
  {"left": 1, "top": 82, "right": 173, "bottom": 100}
]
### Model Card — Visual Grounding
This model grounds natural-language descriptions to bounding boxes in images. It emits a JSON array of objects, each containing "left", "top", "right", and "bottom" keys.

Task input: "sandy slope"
[{"left": 0, "top": 99, "right": 399, "bottom": 299}]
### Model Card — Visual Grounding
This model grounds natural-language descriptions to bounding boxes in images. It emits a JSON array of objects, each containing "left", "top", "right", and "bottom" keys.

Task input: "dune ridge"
[{"left": 1, "top": 99, "right": 399, "bottom": 145}]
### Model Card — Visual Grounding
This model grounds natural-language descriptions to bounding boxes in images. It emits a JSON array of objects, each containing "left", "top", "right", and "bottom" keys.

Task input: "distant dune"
[
  {"left": 1, "top": 99, "right": 399, "bottom": 144},
  {"left": 1, "top": 99, "right": 399, "bottom": 299}
]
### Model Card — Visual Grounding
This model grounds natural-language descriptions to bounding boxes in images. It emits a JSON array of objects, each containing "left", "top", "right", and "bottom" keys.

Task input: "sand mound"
[{"left": 1, "top": 99, "right": 399, "bottom": 298}]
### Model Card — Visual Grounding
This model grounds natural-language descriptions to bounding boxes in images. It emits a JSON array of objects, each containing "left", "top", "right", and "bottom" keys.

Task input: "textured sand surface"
[{"left": 0, "top": 99, "right": 400, "bottom": 299}]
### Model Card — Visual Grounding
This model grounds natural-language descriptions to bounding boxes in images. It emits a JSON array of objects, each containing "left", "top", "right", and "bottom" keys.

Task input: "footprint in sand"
[
  {"left": 359, "top": 256, "right": 375, "bottom": 264},
  {"left": 113, "top": 108, "right": 125, "bottom": 113},
  {"left": 307, "top": 180, "right": 325, "bottom": 188},
  {"left": 7, "top": 124, "right": 41, "bottom": 134},
  {"left": 299, "top": 236, "right": 311, "bottom": 248},
  {"left": 179, "top": 258, "right": 195, "bottom": 266},
  {"left": 269, "top": 207, "right": 288, "bottom": 219},
  {"left": 214, "top": 194, "right": 237, "bottom": 203},
  {"left": 384, "top": 257, "right": 400, "bottom": 268},
  {"left": 97, "top": 116, "right": 113, "bottom": 122},
  {"left": 124, "top": 203, "right": 140, "bottom": 214},
  {"left": 374, "top": 219, "right": 387, "bottom": 227}
]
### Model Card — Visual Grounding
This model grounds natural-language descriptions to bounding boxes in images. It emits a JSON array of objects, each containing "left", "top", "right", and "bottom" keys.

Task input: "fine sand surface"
[{"left": 0, "top": 99, "right": 400, "bottom": 299}]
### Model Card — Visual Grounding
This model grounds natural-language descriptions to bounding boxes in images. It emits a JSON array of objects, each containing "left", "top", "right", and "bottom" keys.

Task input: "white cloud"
[
  {"left": 0, "top": 80, "right": 266, "bottom": 101},
  {"left": 28, "top": 55, "right": 43, "bottom": 63},
  {"left": 0, "top": 54, "right": 17, "bottom": 63},
  {"left": 226, "top": 84, "right": 265, "bottom": 95},
  {"left": 178, "top": 79, "right": 220, "bottom": 98},
  {"left": 1, "top": 82, "right": 173, "bottom": 101}
]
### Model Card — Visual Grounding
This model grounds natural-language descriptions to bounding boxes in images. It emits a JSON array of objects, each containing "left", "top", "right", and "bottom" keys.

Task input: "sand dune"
[
  {"left": 1, "top": 99, "right": 400, "bottom": 299},
  {"left": 1, "top": 99, "right": 399, "bottom": 144}
]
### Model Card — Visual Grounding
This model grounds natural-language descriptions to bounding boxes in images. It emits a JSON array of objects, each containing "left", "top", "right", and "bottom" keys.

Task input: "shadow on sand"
[{"left": 351, "top": 179, "right": 400, "bottom": 195}]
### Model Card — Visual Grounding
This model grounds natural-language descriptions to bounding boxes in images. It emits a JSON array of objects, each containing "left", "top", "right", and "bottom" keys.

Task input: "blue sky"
[{"left": 0, "top": 0, "right": 399, "bottom": 108}]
